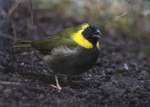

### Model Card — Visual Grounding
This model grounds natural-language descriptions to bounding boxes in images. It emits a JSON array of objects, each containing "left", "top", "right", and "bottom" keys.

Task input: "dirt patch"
[{"left": 0, "top": 1, "right": 150, "bottom": 107}]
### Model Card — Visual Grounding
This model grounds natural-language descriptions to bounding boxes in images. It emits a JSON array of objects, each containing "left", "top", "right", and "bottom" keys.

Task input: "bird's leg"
[
  {"left": 55, "top": 75, "right": 62, "bottom": 90},
  {"left": 51, "top": 75, "right": 62, "bottom": 91}
]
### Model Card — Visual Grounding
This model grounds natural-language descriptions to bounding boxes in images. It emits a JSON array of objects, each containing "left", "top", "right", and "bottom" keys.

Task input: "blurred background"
[
  {"left": 0, "top": 0, "right": 149, "bottom": 41},
  {"left": 0, "top": 0, "right": 150, "bottom": 40},
  {"left": 32, "top": 0, "right": 150, "bottom": 39}
]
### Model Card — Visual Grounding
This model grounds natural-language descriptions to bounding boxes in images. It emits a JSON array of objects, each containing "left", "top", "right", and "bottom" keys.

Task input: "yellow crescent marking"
[{"left": 71, "top": 24, "right": 93, "bottom": 49}]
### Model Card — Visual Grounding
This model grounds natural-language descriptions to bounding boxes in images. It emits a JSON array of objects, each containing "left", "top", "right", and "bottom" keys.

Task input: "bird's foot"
[
  {"left": 50, "top": 84, "right": 62, "bottom": 92},
  {"left": 50, "top": 75, "right": 62, "bottom": 92}
]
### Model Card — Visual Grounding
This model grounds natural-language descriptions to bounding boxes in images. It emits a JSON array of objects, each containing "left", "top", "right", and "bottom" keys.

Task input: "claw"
[{"left": 50, "top": 75, "right": 62, "bottom": 92}]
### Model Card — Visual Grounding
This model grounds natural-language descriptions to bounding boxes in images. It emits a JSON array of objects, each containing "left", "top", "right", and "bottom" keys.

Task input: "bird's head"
[
  {"left": 72, "top": 23, "right": 103, "bottom": 49},
  {"left": 82, "top": 24, "right": 102, "bottom": 47}
]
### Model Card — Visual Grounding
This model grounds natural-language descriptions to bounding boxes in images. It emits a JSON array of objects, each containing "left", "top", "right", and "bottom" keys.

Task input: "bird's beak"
[
  {"left": 93, "top": 30, "right": 103, "bottom": 39},
  {"left": 97, "top": 29, "right": 103, "bottom": 36},
  {"left": 93, "top": 34, "right": 101, "bottom": 39}
]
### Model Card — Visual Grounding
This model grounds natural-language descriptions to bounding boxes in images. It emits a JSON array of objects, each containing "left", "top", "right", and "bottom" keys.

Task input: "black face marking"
[{"left": 82, "top": 25, "right": 101, "bottom": 47}]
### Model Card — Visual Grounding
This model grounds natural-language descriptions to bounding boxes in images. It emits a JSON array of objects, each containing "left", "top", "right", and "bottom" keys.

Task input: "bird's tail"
[{"left": 14, "top": 40, "right": 32, "bottom": 48}]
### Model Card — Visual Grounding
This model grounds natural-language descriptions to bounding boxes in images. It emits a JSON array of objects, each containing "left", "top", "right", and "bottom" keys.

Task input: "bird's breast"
[{"left": 43, "top": 46, "right": 99, "bottom": 75}]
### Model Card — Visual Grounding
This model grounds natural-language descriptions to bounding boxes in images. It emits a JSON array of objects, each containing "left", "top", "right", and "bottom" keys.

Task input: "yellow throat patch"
[{"left": 71, "top": 23, "right": 100, "bottom": 49}]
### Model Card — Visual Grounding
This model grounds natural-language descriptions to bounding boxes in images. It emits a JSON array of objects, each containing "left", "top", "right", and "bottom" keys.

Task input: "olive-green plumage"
[
  {"left": 31, "top": 25, "right": 82, "bottom": 54},
  {"left": 15, "top": 23, "right": 102, "bottom": 90}
]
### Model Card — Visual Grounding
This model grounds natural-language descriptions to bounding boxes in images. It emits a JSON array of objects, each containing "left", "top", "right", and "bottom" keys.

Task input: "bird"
[{"left": 15, "top": 23, "right": 103, "bottom": 91}]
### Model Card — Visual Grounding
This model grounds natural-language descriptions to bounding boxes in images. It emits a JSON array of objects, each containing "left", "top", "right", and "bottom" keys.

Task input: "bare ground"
[{"left": 0, "top": 1, "right": 150, "bottom": 107}]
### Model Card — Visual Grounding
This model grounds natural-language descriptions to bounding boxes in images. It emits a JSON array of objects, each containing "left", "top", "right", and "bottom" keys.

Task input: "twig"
[
  {"left": 0, "top": 7, "right": 7, "bottom": 17},
  {"left": 0, "top": 80, "right": 21, "bottom": 85},
  {"left": 28, "top": 0, "right": 34, "bottom": 25},
  {"left": 11, "top": 21, "right": 17, "bottom": 43},
  {"left": 8, "top": 0, "right": 22, "bottom": 16},
  {"left": 0, "top": 80, "right": 50, "bottom": 92},
  {"left": 114, "top": 12, "right": 128, "bottom": 21}
]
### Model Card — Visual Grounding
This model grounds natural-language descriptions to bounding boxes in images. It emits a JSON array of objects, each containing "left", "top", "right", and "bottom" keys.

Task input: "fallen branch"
[{"left": 0, "top": 80, "right": 21, "bottom": 85}]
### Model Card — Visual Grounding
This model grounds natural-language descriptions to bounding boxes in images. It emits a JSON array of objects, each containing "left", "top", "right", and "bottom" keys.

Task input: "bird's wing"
[
  {"left": 43, "top": 46, "right": 80, "bottom": 66},
  {"left": 31, "top": 26, "right": 79, "bottom": 54}
]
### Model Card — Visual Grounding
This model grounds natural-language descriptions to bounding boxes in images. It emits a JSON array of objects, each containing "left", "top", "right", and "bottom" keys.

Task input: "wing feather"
[
  {"left": 43, "top": 46, "right": 79, "bottom": 63},
  {"left": 31, "top": 26, "right": 79, "bottom": 54}
]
